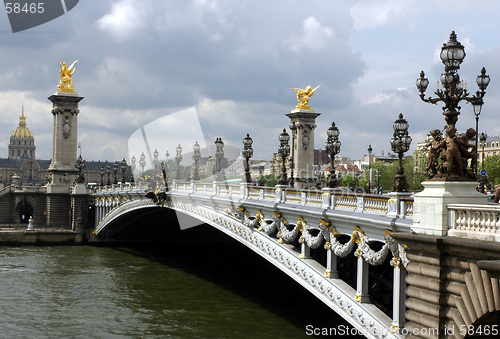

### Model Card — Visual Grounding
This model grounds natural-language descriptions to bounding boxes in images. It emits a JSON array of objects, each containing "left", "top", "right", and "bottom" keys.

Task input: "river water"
[{"left": 0, "top": 231, "right": 365, "bottom": 338}]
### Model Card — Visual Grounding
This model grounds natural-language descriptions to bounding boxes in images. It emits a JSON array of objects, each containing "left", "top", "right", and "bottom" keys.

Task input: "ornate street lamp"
[
  {"left": 416, "top": 32, "right": 489, "bottom": 127},
  {"left": 277, "top": 128, "right": 290, "bottom": 185},
  {"left": 242, "top": 134, "right": 253, "bottom": 184},
  {"left": 376, "top": 169, "right": 381, "bottom": 188},
  {"left": 175, "top": 144, "right": 182, "bottom": 180},
  {"left": 113, "top": 160, "right": 119, "bottom": 184},
  {"left": 479, "top": 133, "right": 488, "bottom": 193},
  {"left": 192, "top": 141, "right": 201, "bottom": 181},
  {"left": 367, "top": 144, "right": 373, "bottom": 193},
  {"left": 139, "top": 152, "right": 146, "bottom": 176},
  {"left": 289, "top": 121, "right": 297, "bottom": 187},
  {"left": 99, "top": 165, "right": 105, "bottom": 186},
  {"left": 214, "top": 137, "right": 224, "bottom": 181},
  {"left": 121, "top": 158, "right": 127, "bottom": 183},
  {"left": 153, "top": 149, "right": 159, "bottom": 177},
  {"left": 390, "top": 113, "right": 412, "bottom": 192},
  {"left": 325, "top": 122, "right": 341, "bottom": 189},
  {"left": 106, "top": 163, "right": 111, "bottom": 186},
  {"left": 165, "top": 151, "right": 170, "bottom": 180},
  {"left": 130, "top": 156, "right": 136, "bottom": 183}
]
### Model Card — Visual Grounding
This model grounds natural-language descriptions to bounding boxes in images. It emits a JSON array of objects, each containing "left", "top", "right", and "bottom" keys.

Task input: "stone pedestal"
[
  {"left": 71, "top": 183, "right": 88, "bottom": 232},
  {"left": 286, "top": 109, "right": 320, "bottom": 189},
  {"left": 412, "top": 181, "right": 487, "bottom": 236},
  {"left": 46, "top": 92, "right": 83, "bottom": 194}
]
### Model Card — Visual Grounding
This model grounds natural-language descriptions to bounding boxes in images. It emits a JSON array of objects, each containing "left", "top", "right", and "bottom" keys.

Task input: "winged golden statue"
[
  {"left": 290, "top": 85, "right": 321, "bottom": 110},
  {"left": 57, "top": 60, "right": 78, "bottom": 93}
]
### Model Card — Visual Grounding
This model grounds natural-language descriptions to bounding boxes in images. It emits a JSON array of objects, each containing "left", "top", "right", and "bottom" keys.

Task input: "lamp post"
[
  {"left": 100, "top": 166, "right": 104, "bottom": 186},
  {"left": 416, "top": 31, "right": 490, "bottom": 180},
  {"left": 175, "top": 144, "right": 182, "bottom": 180},
  {"left": 289, "top": 121, "right": 297, "bottom": 187},
  {"left": 367, "top": 144, "right": 372, "bottom": 193},
  {"left": 121, "top": 158, "right": 127, "bottom": 183},
  {"left": 139, "top": 152, "right": 146, "bottom": 176},
  {"left": 390, "top": 113, "right": 412, "bottom": 192},
  {"left": 480, "top": 133, "right": 487, "bottom": 193},
  {"left": 106, "top": 163, "right": 111, "bottom": 186},
  {"left": 192, "top": 141, "right": 201, "bottom": 181},
  {"left": 130, "top": 156, "right": 136, "bottom": 183},
  {"left": 325, "top": 122, "right": 341, "bottom": 189},
  {"left": 376, "top": 169, "right": 381, "bottom": 192},
  {"left": 242, "top": 134, "right": 253, "bottom": 184},
  {"left": 165, "top": 151, "right": 170, "bottom": 180},
  {"left": 113, "top": 161, "right": 119, "bottom": 184},
  {"left": 153, "top": 149, "right": 159, "bottom": 178},
  {"left": 214, "top": 137, "right": 224, "bottom": 181},
  {"left": 277, "top": 129, "right": 290, "bottom": 186}
]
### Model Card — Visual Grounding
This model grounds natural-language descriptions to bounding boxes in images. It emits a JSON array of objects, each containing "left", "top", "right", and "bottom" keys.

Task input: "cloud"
[
  {"left": 97, "top": 0, "right": 149, "bottom": 42},
  {"left": 350, "top": 0, "right": 418, "bottom": 31},
  {"left": 285, "top": 17, "right": 335, "bottom": 53}
]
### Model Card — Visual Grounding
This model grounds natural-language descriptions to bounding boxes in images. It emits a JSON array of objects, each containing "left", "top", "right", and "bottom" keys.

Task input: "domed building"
[
  {"left": 0, "top": 108, "right": 50, "bottom": 185},
  {"left": 9, "top": 107, "right": 36, "bottom": 159}
]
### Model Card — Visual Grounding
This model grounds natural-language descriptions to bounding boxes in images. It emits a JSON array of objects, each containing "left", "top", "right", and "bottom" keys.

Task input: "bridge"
[
  {"left": 92, "top": 181, "right": 500, "bottom": 338},
  {"left": 92, "top": 181, "right": 413, "bottom": 338}
]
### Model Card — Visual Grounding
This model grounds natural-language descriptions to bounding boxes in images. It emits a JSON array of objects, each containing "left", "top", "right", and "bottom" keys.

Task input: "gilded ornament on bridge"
[
  {"left": 291, "top": 85, "right": 321, "bottom": 110},
  {"left": 57, "top": 60, "right": 78, "bottom": 93}
]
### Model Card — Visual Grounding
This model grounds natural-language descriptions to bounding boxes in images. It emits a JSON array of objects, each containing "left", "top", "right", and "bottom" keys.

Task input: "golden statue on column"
[
  {"left": 57, "top": 60, "right": 78, "bottom": 93},
  {"left": 291, "top": 85, "right": 321, "bottom": 110}
]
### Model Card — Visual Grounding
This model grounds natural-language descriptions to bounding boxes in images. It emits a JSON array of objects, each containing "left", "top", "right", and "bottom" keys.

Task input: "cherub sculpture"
[
  {"left": 58, "top": 60, "right": 78, "bottom": 92},
  {"left": 290, "top": 85, "right": 321, "bottom": 110},
  {"left": 424, "top": 129, "right": 443, "bottom": 178},
  {"left": 458, "top": 128, "right": 477, "bottom": 178},
  {"left": 439, "top": 125, "right": 464, "bottom": 177}
]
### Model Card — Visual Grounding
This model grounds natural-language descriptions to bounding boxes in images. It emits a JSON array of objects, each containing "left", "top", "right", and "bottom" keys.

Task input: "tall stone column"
[
  {"left": 46, "top": 93, "right": 83, "bottom": 194},
  {"left": 286, "top": 109, "right": 320, "bottom": 189}
]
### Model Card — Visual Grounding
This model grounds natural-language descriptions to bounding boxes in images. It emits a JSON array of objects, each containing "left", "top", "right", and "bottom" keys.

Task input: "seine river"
[{"left": 0, "top": 231, "right": 365, "bottom": 338}]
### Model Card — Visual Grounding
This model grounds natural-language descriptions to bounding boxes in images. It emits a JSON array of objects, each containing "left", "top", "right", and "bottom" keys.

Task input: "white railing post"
[
  {"left": 356, "top": 196, "right": 364, "bottom": 213},
  {"left": 392, "top": 262, "right": 406, "bottom": 335},
  {"left": 356, "top": 255, "right": 370, "bottom": 303},
  {"left": 240, "top": 182, "right": 250, "bottom": 199},
  {"left": 325, "top": 248, "right": 338, "bottom": 278},
  {"left": 321, "top": 188, "right": 332, "bottom": 209}
]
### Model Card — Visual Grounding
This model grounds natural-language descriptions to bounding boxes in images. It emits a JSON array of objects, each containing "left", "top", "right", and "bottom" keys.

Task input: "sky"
[{"left": 1, "top": 0, "right": 500, "bottom": 166}]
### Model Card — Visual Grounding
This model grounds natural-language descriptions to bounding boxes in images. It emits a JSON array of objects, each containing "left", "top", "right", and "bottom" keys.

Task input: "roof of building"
[{"left": 11, "top": 108, "right": 34, "bottom": 139}]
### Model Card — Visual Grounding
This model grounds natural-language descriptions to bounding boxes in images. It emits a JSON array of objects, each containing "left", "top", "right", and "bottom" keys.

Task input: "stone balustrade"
[{"left": 448, "top": 203, "right": 500, "bottom": 241}]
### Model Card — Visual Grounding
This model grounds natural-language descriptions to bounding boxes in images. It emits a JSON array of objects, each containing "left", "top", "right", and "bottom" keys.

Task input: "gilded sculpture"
[
  {"left": 291, "top": 85, "right": 321, "bottom": 110},
  {"left": 57, "top": 60, "right": 78, "bottom": 93}
]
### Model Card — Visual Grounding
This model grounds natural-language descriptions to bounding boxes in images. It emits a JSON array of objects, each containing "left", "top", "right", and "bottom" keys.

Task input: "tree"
[{"left": 483, "top": 154, "right": 500, "bottom": 186}]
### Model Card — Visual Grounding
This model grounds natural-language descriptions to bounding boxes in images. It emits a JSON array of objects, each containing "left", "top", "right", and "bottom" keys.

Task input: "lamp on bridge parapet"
[
  {"left": 139, "top": 152, "right": 146, "bottom": 176},
  {"left": 390, "top": 113, "right": 412, "bottom": 192},
  {"left": 130, "top": 156, "right": 136, "bottom": 183},
  {"left": 113, "top": 161, "right": 119, "bottom": 185},
  {"left": 289, "top": 121, "right": 297, "bottom": 187},
  {"left": 192, "top": 141, "right": 201, "bottom": 181},
  {"left": 153, "top": 149, "right": 159, "bottom": 178},
  {"left": 278, "top": 128, "right": 290, "bottom": 186},
  {"left": 214, "top": 137, "right": 224, "bottom": 181},
  {"left": 376, "top": 169, "right": 381, "bottom": 189},
  {"left": 367, "top": 144, "right": 373, "bottom": 193},
  {"left": 175, "top": 144, "right": 182, "bottom": 180},
  {"left": 242, "top": 134, "right": 253, "bottom": 184},
  {"left": 479, "top": 133, "right": 488, "bottom": 193},
  {"left": 165, "top": 151, "right": 170, "bottom": 180},
  {"left": 100, "top": 166, "right": 104, "bottom": 186},
  {"left": 415, "top": 31, "right": 490, "bottom": 181},
  {"left": 325, "top": 122, "right": 341, "bottom": 189},
  {"left": 106, "top": 163, "right": 111, "bottom": 186},
  {"left": 121, "top": 158, "right": 127, "bottom": 183}
]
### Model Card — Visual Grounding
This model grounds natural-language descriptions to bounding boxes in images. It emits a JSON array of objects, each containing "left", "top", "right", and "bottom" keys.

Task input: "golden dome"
[{"left": 11, "top": 107, "right": 34, "bottom": 139}]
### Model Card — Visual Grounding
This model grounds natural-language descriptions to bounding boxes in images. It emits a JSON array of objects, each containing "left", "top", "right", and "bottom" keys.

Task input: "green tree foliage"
[
  {"left": 258, "top": 174, "right": 277, "bottom": 187},
  {"left": 483, "top": 154, "right": 500, "bottom": 186}
]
